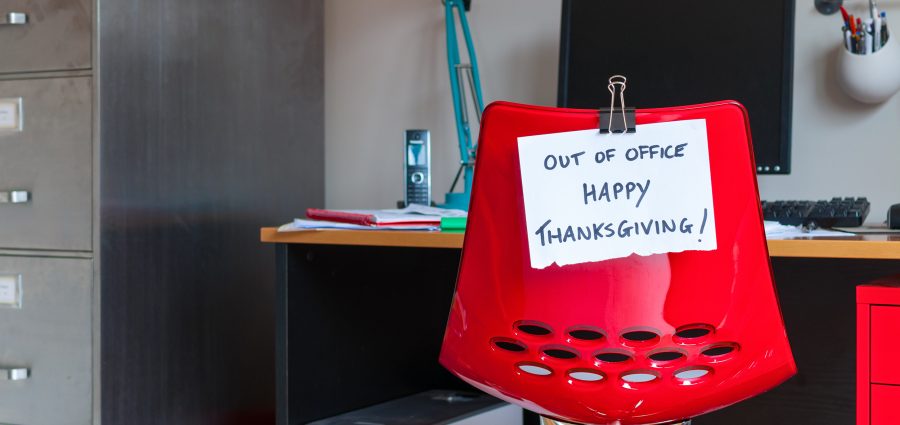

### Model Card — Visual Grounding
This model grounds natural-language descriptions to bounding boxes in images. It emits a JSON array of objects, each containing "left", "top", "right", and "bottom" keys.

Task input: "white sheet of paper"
[
  {"left": 0, "top": 274, "right": 21, "bottom": 308},
  {"left": 517, "top": 119, "right": 717, "bottom": 269},
  {"left": 0, "top": 99, "right": 19, "bottom": 130}
]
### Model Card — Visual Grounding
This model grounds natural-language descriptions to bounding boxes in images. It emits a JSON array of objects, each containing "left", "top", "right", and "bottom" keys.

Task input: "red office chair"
[{"left": 439, "top": 100, "right": 796, "bottom": 425}]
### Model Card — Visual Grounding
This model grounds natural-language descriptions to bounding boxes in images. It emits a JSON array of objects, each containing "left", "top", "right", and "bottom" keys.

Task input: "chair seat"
[{"left": 439, "top": 101, "right": 796, "bottom": 425}]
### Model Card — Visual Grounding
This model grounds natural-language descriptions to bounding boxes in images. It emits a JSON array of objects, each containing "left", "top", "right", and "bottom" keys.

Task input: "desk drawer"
[
  {"left": 872, "top": 306, "right": 900, "bottom": 385},
  {"left": 0, "top": 256, "right": 92, "bottom": 425},
  {"left": 0, "top": 0, "right": 91, "bottom": 74},
  {"left": 872, "top": 384, "right": 900, "bottom": 424},
  {"left": 0, "top": 77, "right": 91, "bottom": 251}
]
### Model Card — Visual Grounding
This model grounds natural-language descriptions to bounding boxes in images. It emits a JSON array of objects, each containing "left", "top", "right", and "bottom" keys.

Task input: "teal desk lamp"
[{"left": 442, "top": 0, "right": 484, "bottom": 211}]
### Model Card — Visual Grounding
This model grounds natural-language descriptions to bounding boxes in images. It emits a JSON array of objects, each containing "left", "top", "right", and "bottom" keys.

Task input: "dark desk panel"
[
  {"left": 271, "top": 237, "right": 896, "bottom": 424},
  {"left": 698, "top": 258, "right": 900, "bottom": 424},
  {"left": 276, "top": 244, "right": 470, "bottom": 424}
]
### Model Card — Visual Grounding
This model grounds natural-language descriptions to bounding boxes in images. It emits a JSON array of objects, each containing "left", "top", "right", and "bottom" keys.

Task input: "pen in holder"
[{"left": 837, "top": 17, "right": 900, "bottom": 103}]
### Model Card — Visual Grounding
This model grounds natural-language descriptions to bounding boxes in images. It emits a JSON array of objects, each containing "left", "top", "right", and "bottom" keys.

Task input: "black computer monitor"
[{"left": 557, "top": 0, "right": 795, "bottom": 174}]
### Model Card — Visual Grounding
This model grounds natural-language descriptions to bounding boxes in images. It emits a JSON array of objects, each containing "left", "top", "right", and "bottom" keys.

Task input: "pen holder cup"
[{"left": 837, "top": 35, "right": 900, "bottom": 104}]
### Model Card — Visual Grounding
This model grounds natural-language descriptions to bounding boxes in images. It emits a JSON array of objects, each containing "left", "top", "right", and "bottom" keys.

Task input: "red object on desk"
[
  {"left": 439, "top": 101, "right": 796, "bottom": 424},
  {"left": 858, "top": 279, "right": 900, "bottom": 425},
  {"left": 305, "top": 208, "right": 440, "bottom": 226}
]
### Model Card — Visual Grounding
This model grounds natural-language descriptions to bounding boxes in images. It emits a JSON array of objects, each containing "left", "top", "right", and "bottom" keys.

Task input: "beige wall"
[
  {"left": 756, "top": 3, "right": 900, "bottom": 221},
  {"left": 324, "top": 0, "right": 560, "bottom": 209},
  {"left": 326, "top": 1, "right": 900, "bottom": 222}
]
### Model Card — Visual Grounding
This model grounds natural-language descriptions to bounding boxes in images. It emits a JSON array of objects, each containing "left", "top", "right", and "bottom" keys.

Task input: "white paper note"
[
  {"left": 0, "top": 99, "right": 20, "bottom": 131},
  {"left": 517, "top": 119, "right": 717, "bottom": 269},
  {"left": 0, "top": 274, "right": 21, "bottom": 308}
]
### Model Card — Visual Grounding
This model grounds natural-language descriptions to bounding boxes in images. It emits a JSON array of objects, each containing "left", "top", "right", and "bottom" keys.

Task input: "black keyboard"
[{"left": 761, "top": 197, "right": 870, "bottom": 228}]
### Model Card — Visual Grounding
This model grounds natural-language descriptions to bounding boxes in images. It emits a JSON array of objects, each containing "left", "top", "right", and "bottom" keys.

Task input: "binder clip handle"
[{"left": 599, "top": 75, "right": 636, "bottom": 134}]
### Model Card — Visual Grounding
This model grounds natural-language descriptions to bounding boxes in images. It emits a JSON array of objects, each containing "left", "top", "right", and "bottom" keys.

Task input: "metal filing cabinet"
[
  {"left": 0, "top": 1, "right": 94, "bottom": 424},
  {"left": 2, "top": 1, "right": 325, "bottom": 424},
  {"left": 0, "top": 257, "right": 92, "bottom": 425},
  {"left": 0, "top": 0, "right": 92, "bottom": 74},
  {"left": 0, "top": 77, "right": 92, "bottom": 251}
]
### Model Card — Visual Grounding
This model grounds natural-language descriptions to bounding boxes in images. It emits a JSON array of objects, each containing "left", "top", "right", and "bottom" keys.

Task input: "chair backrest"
[{"left": 439, "top": 101, "right": 796, "bottom": 425}]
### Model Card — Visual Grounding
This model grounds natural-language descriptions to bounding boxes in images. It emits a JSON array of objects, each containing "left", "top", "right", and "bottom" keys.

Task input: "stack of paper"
[
  {"left": 278, "top": 204, "right": 467, "bottom": 232},
  {"left": 763, "top": 221, "right": 854, "bottom": 240}
]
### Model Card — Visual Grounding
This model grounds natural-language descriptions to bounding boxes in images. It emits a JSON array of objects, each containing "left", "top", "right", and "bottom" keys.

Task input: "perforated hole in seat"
[
  {"left": 515, "top": 321, "right": 553, "bottom": 336},
  {"left": 567, "top": 326, "right": 605, "bottom": 341},
  {"left": 622, "top": 331, "right": 658, "bottom": 341},
  {"left": 517, "top": 362, "right": 553, "bottom": 376},
  {"left": 673, "top": 324, "right": 716, "bottom": 346},
  {"left": 543, "top": 347, "right": 579, "bottom": 360},
  {"left": 674, "top": 366, "right": 713, "bottom": 381},
  {"left": 595, "top": 352, "right": 632, "bottom": 363},
  {"left": 620, "top": 329, "right": 661, "bottom": 348},
  {"left": 701, "top": 343, "right": 739, "bottom": 358},
  {"left": 676, "top": 327, "right": 712, "bottom": 339},
  {"left": 491, "top": 337, "right": 527, "bottom": 353},
  {"left": 568, "top": 369, "right": 605, "bottom": 382},
  {"left": 648, "top": 351, "right": 685, "bottom": 362},
  {"left": 621, "top": 371, "right": 659, "bottom": 383}
]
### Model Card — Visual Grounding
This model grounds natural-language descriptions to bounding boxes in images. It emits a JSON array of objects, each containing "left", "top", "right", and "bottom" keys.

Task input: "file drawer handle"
[
  {"left": 0, "top": 190, "right": 29, "bottom": 204},
  {"left": 0, "top": 12, "right": 28, "bottom": 25},
  {"left": 0, "top": 368, "right": 29, "bottom": 381}
]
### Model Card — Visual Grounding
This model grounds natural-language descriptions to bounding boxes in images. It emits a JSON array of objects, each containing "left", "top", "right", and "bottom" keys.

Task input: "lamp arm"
[{"left": 445, "top": 0, "right": 483, "bottom": 164}]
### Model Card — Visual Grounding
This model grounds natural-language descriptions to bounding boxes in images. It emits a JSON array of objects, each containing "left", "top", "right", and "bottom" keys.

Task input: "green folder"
[{"left": 441, "top": 217, "right": 467, "bottom": 232}]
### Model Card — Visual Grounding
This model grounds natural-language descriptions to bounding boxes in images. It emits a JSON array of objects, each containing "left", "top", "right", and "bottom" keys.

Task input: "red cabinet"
[
  {"left": 871, "top": 306, "right": 900, "bottom": 385},
  {"left": 858, "top": 279, "right": 900, "bottom": 425},
  {"left": 872, "top": 384, "right": 900, "bottom": 425}
]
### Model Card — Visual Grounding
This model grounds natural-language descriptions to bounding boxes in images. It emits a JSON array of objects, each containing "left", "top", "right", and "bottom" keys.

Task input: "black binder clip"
[{"left": 599, "top": 75, "right": 636, "bottom": 134}]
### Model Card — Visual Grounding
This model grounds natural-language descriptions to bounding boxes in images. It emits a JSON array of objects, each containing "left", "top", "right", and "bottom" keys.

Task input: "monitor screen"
[{"left": 557, "top": 0, "right": 795, "bottom": 174}]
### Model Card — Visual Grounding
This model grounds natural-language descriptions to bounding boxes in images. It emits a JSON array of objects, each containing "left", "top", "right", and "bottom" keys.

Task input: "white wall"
[
  {"left": 324, "top": 0, "right": 560, "bottom": 209},
  {"left": 756, "top": 3, "right": 900, "bottom": 222},
  {"left": 326, "top": 1, "right": 900, "bottom": 223}
]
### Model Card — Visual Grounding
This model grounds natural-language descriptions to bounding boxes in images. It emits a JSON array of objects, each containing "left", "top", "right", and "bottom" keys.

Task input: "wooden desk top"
[{"left": 260, "top": 228, "right": 900, "bottom": 260}]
